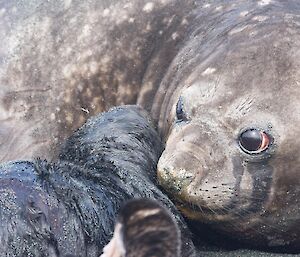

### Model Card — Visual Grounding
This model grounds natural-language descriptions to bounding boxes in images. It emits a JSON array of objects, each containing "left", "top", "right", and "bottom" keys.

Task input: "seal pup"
[
  {"left": 101, "top": 199, "right": 181, "bottom": 257},
  {"left": 0, "top": 106, "right": 195, "bottom": 257}
]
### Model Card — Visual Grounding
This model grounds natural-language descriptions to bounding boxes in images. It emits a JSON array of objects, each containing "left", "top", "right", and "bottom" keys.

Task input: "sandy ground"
[{"left": 197, "top": 249, "right": 300, "bottom": 257}]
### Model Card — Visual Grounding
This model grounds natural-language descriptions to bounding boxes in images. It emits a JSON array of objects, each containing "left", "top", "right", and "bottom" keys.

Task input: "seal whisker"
[
  {"left": 212, "top": 206, "right": 251, "bottom": 232},
  {"left": 221, "top": 206, "right": 288, "bottom": 235},
  {"left": 218, "top": 206, "right": 271, "bottom": 236}
]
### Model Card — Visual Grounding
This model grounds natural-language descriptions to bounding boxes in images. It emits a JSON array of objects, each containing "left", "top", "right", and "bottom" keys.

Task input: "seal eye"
[
  {"left": 176, "top": 96, "right": 187, "bottom": 122},
  {"left": 239, "top": 129, "right": 270, "bottom": 154}
]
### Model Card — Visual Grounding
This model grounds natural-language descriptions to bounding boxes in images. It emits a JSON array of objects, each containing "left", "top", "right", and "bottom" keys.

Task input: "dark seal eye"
[
  {"left": 176, "top": 96, "right": 187, "bottom": 122},
  {"left": 239, "top": 128, "right": 270, "bottom": 154}
]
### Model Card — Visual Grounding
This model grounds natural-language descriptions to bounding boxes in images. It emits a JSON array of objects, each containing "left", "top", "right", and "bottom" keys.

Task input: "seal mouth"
[
  {"left": 176, "top": 201, "right": 238, "bottom": 222},
  {"left": 175, "top": 199, "right": 260, "bottom": 223}
]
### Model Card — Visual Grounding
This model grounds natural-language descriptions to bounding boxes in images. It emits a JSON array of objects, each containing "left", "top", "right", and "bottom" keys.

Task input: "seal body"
[
  {"left": 1, "top": 0, "right": 300, "bottom": 252},
  {"left": 0, "top": 106, "right": 194, "bottom": 257},
  {"left": 0, "top": 0, "right": 194, "bottom": 161}
]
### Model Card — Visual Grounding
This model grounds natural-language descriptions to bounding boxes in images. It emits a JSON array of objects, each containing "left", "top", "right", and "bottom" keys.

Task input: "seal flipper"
[{"left": 101, "top": 199, "right": 181, "bottom": 257}]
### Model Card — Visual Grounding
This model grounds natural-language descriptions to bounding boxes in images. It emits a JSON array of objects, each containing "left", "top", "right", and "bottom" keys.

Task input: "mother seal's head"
[{"left": 157, "top": 0, "right": 300, "bottom": 251}]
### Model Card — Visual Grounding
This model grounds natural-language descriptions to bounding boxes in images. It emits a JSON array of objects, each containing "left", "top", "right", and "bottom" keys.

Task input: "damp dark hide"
[{"left": 0, "top": 106, "right": 194, "bottom": 257}]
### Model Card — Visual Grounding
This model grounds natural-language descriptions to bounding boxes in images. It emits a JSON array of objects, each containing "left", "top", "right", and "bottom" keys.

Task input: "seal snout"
[
  {"left": 157, "top": 146, "right": 237, "bottom": 216},
  {"left": 157, "top": 147, "right": 203, "bottom": 196}
]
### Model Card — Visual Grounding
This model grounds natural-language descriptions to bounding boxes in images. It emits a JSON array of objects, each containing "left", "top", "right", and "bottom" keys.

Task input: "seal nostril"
[{"left": 175, "top": 96, "right": 188, "bottom": 122}]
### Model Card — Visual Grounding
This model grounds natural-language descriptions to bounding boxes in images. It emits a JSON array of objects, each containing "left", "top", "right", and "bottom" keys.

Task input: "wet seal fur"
[
  {"left": 101, "top": 199, "right": 181, "bottom": 257},
  {"left": 0, "top": 106, "right": 195, "bottom": 257},
  {"left": 1, "top": 0, "right": 300, "bottom": 253}
]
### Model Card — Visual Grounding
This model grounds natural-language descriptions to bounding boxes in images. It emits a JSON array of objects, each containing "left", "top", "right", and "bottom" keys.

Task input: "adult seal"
[
  {"left": 157, "top": 0, "right": 300, "bottom": 252},
  {"left": 1, "top": 0, "right": 300, "bottom": 253}
]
